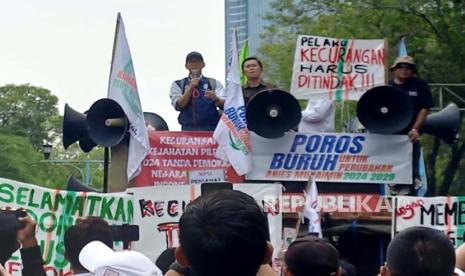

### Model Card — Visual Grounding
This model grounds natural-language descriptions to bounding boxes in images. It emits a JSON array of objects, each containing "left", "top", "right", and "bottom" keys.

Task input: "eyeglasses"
[{"left": 396, "top": 64, "right": 414, "bottom": 70}]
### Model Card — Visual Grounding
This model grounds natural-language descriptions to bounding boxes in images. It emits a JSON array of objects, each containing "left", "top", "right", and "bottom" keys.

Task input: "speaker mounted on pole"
[
  {"left": 66, "top": 175, "right": 100, "bottom": 193},
  {"left": 357, "top": 85, "right": 414, "bottom": 134},
  {"left": 62, "top": 104, "right": 97, "bottom": 152},
  {"left": 421, "top": 103, "right": 461, "bottom": 145},
  {"left": 86, "top": 98, "right": 129, "bottom": 147},
  {"left": 144, "top": 112, "right": 169, "bottom": 131},
  {"left": 246, "top": 89, "right": 302, "bottom": 138}
]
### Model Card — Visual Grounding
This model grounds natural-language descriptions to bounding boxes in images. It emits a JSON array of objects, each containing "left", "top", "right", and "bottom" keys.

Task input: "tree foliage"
[
  {"left": 0, "top": 84, "right": 60, "bottom": 149},
  {"left": 0, "top": 84, "right": 103, "bottom": 189},
  {"left": 260, "top": 0, "right": 465, "bottom": 195}
]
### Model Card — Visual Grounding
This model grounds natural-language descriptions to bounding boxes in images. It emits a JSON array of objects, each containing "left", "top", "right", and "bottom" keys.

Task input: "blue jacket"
[{"left": 175, "top": 77, "right": 220, "bottom": 128}]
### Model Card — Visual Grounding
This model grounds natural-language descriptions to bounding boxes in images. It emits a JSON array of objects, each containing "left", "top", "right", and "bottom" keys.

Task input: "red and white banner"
[
  {"left": 246, "top": 132, "right": 412, "bottom": 184},
  {"left": 291, "top": 35, "right": 386, "bottom": 101},
  {"left": 394, "top": 196, "right": 465, "bottom": 247},
  {"left": 132, "top": 131, "right": 244, "bottom": 186},
  {"left": 130, "top": 184, "right": 282, "bottom": 262}
]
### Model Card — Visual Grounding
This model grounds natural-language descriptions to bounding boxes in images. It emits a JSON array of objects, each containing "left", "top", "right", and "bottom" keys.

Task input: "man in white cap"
[
  {"left": 79, "top": 241, "right": 162, "bottom": 276},
  {"left": 388, "top": 55, "right": 433, "bottom": 195}
]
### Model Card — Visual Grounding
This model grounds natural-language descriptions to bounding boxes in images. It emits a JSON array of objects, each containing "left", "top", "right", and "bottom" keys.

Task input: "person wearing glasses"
[{"left": 388, "top": 56, "right": 433, "bottom": 195}]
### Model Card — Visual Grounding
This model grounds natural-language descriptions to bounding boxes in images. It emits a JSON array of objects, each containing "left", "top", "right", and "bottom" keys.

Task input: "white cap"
[{"left": 79, "top": 241, "right": 162, "bottom": 276}]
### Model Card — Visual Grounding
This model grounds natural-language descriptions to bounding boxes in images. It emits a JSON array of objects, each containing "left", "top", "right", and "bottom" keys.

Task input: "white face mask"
[{"left": 191, "top": 69, "right": 201, "bottom": 78}]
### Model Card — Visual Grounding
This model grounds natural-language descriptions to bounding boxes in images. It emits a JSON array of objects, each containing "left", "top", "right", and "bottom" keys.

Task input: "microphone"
[{"left": 191, "top": 69, "right": 201, "bottom": 78}]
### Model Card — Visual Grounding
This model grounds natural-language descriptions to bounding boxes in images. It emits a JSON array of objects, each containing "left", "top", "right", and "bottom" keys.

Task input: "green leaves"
[{"left": 0, "top": 84, "right": 59, "bottom": 149}]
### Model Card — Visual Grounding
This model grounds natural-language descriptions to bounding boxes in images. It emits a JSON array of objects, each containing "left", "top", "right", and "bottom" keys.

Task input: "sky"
[{"left": 0, "top": 0, "right": 225, "bottom": 131}]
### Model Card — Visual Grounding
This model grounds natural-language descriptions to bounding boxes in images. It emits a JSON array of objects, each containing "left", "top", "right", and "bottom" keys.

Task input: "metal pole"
[
  {"left": 84, "top": 161, "right": 91, "bottom": 185},
  {"left": 103, "top": 147, "right": 109, "bottom": 193}
]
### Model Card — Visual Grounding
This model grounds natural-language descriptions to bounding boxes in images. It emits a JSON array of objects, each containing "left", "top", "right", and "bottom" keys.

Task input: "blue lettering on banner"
[
  {"left": 224, "top": 106, "right": 247, "bottom": 131},
  {"left": 290, "top": 134, "right": 365, "bottom": 153},
  {"left": 270, "top": 153, "right": 339, "bottom": 170}
]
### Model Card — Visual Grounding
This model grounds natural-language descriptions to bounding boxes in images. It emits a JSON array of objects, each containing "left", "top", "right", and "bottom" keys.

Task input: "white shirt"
[{"left": 299, "top": 98, "right": 335, "bottom": 133}]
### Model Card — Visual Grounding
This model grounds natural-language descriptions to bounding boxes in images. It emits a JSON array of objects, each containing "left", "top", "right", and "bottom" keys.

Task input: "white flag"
[
  {"left": 107, "top": 13, "right": 149, "bottom": 180},
  {"left": 213, "top": 29, "right": 251, "bottom": 175},
  {"left": 303, "top": 178, "right": 322, "bottom": 237}
]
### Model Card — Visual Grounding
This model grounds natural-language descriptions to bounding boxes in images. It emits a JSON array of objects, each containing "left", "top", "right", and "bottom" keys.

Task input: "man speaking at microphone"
[{"left": 170, "top": 51, "right": 225, "bottom": 131}]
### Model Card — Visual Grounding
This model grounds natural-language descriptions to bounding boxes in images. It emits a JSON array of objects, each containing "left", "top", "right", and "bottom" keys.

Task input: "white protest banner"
[
  {"left": 107, "top": 13, "right": 149, "bottom": 180},
  {"left": 0, "top": 178, "right": 133, "bottom": 275},
  {"left": 130, "top": 184, "right": 282, "bottom": 262},
  {"left": 129, "top": 185, "right": 192, "bottom": 263},
  {"left": 247, "top": 132, "right": 412, "bottom": 184},
  {"left": 394, "top": 196, "right": 465, "bottom": 247},
  {"left": 291, "top": 35, "right": 386, "bottom": 101}
]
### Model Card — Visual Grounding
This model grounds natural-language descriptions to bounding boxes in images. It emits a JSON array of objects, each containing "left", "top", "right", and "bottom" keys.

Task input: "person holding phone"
[
  {"left": 0, "top": 210, "right": 46, "bottom": 276},
  {"left": 169, "top": 51, "right": 225, "bottom": 131}
]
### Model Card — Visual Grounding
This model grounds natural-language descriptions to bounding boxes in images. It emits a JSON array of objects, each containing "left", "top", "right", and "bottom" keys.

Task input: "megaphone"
[
  {"left": 144, "top": 112, "right": 169, "bottom": 131},
  {"left": 62, "top": 104, "right": 97, "bottom": 152},
  {"left": 86, "top": 99, "right": 128, "bottom": 147},
  {"left": 66, "top": 175, "right": 100, "bottom": 193},
  {"left": 357, "top": 85, "right": 414, "bottom": 134},
  {"left": 421, "top": 103, "right": 460, "bottom": 144},
  {"left": 246, "top": 89, "right": 302, "bottom": 138}
]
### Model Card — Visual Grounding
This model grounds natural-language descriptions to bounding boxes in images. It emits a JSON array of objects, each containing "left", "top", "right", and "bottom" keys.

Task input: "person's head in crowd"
[
  {"left": 175, "top": 190, "right": 272, "bottom": 276},
  {"left": 79, "top": 240, "right": 162, "bottom": 276},
  {"left": 381, "top": 226, "right": 455, "bottom": 276},
  {"left": 64, "top": 216, "right": 114, "bottom": 274},
  {"left": 242, "top": 57, "right": 263, "bottom": 82},
  {"left": 185, "top": 51, "right": 205, "bottom": 78},
  {"left": 339, "top": 260, "right": 356, "bottom": 276},
  {"left": 283, "top": 234, "right": 341, "bottom": 276},
  {"left": 390, "top": 55, "right": 417, "bottom": 83},
  {"left": 0, "top": 210, "right": 21, "bottom": 265},
  {"left": 455, "top": 242, "right": 465, "bottom": 276}
]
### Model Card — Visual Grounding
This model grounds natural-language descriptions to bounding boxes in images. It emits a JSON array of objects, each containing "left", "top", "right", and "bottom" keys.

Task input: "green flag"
[{"left": 239, "top": 39, "right": 249, "bottom": 86}]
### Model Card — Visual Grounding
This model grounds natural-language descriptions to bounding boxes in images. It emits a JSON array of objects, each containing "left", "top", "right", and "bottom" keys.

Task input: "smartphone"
[
  {"left": 111, "top": 224, "right": 140, "bottom": 242},
  {"left": 0, "top": 208, "right": 27, "bottom": 219},
  {"left": 201, "top": 182, "right": 233, "bottom": 196}
]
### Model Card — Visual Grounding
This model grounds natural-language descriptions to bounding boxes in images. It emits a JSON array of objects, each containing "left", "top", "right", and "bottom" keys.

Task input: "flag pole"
[{"left": 103, "top": 13, "right": 121, "bottom": 192}]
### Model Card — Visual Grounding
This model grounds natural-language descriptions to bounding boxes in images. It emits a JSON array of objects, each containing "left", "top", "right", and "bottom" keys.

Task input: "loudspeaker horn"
[
  {"left": 421, "top": 103, "right": 461, "bottom": 144},
  {"left": 86, "top": 99, "right": 128, "bottom": 147},
  {"left": 66, "top": 175, "right": 100, "bottom": 193},
  {"left": 62, "top": 104, "right": 97, "bottom": 152},
  {"left": 357, "top": 85, "right": 414, "bottom": 134},
  {"left": 144, "top": 112, "right": 169, "bottom": 131},
  {"left": 246, "top": 89, "right": 302, "bottom": 138}
]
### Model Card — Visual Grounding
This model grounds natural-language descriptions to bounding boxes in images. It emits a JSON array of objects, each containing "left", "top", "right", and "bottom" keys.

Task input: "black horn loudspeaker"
[
  {"left": 66, "top": 175, "right": 100, "bottom": 193},
  {"left": 86, "top": 99, "right": 128, "bottom": 147},
  {"left": 62, "top": 104, "right": 97, "bottom": 152},
  {"left": 421, "top": 103, "right": 460, "bottom": 144},
  {"left": 144, "top": 112, "right": 169, "bottom": 131},
  {"left": 246, "top": 89, "right": 302, "bottom": 138},
  {"left": 357, "top": 85, "right": 414, "bottom": 134}
]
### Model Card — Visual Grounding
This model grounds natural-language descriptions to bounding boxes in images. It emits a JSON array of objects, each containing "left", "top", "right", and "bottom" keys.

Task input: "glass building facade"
[{"left": 224, "top": 0, "right": 273, "bottom": 66}]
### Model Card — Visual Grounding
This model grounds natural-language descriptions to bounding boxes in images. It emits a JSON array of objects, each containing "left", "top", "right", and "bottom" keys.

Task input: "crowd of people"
[{"left": 1, "top": 188, "right": 463, "bottom": 276}]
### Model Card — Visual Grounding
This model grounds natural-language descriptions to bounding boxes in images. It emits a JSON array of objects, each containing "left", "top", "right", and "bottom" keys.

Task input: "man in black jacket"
[{"left": 388, "top": 56, "right": 433, "bottom": 195}]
